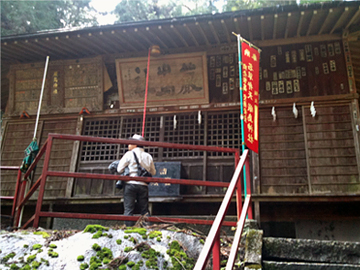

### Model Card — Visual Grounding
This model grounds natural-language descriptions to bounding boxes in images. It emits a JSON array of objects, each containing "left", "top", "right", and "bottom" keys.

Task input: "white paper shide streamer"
[
  {"left": 293, "top": 103, "right": 298, "bottom": 119},
  {"left": 173, "top": 115, "right": 177, "bottom": 130},
  {"left": 271, "top": 106, "right": 276, "bottom": 121},
  {"left": 310, "top": 101, "right": 316, "bottom": 117}
]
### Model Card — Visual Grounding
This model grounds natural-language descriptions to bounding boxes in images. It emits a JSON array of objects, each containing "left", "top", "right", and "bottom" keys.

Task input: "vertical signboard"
[{"left": 242, "top": 42, "right": 260, "bottom": 153}]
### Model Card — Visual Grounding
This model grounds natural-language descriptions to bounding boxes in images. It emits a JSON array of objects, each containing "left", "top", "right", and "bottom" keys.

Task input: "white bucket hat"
[{"left": 129, "top": 134, "right": 145, "bottom": 141}]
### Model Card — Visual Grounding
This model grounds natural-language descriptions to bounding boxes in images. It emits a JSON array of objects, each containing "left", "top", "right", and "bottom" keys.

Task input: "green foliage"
[
  {"left": 48, "top": 251, "right": 59, "bottom": 258},
  {"left": 23, "top": 244, "right": 29, "bottom": 248},
  {"left": 33, "top": 231, "right": 50, "bottom": 238},
  {"left": 31, "top": 260, "right": 41, "bottom": 269},
  {"left": 10, "top": 263, "right": 20, "bottom": 270},
  {"left": 31, "top": 244, "right": 42, "bottom": 250},
  {"left": 0, "top": 0, "right": 98, "bottom": 36},
  {"left": 77, "top": 255, "right": 85, "bottom": 261},
  {"left": 20, "top": 264, "right": 31, "bottom": 270},
  {"left": 148, "top": 231, "right": 162, "bottom": 239},
  {"left": 49, "top": 244, "right": 57, "bottom": 248},
  {"left": 116, "top": 239, "right": 122, "bottom": 245},
  {"left": 80, "top": 262, "right": 89, "bottom": 270},
  {"left": 2, "top": 251, "right": 16, "bottom": 263},
  {"left": 118, "top": 265, "right": 126, "bottom": 270},
  {"left": 92, "top": 243, "right": 102, "bottom": 251},
  {"left": 124, "top": 228, "right": 147, "bottom": 235},
  {"left": 124, "top": 247, "right": 133, "bottom": 252},
  {"left": 26, "top": 254, "right": 36, "bottom": 263},
  {"left": 127, "top": 261, "right": 135, "bottom": 267},
  {"left": 84, "top": 224, "right": 109, "bottom": 234},
  {"left": 40, "top": 258, "right": 50, "bottom": 266}
]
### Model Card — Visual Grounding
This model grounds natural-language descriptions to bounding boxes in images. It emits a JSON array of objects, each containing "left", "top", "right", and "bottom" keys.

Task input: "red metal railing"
[
  {"left": 194, "top": 150, "right": 252, "bottom": 270},
  {"left": 0, "top": 166, "right": 22, "bottom": 225},
  {"left": 7, "top": 133, "right": 252, "bottom": 268}
]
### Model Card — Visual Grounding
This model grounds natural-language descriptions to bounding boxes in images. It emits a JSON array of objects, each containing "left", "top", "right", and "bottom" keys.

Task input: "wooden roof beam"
[
  {"left": 134, "top": 28, "right": 154, "bottom": 49},
  {"left": 146, "top": 27, "right": 169, "bottom": 49},
  {"left": 121, "top": 29, "right": 148, "bottom": 51},
  {"left": 261, "top": 15, "right": 265, "bottom": 40},
  {"left": 170, "top": 25, "right": 189, "bottom": 47},
  {"left": 248, "top": 17, "right": 253, "bottom": 41},
  {"left": 330, "top": 7, "right": 350, "bottom": 34},
  {"left": 221, "top": 20, "right": 231, "bottom": 44},
  {"left": 306, "top": 10, "right": 317, "bottom": 36},
  {"left": 344, "top": 6, "right": 360, "bottom": 31},
  {"left": 158, "top": 25, "right": 178, "bottom": 48},
  {"left": 183, "top": 23, "right": 199, "bottom": 47},
  {"left": 1, "top": 44, "right": 33, "bottom": 62},
  {"left": 273, "top": 14, "right": 278, "bottom": 39},
  {"left": 110, "top": 30, "right": 137, "bottom": 52},
  {"left": 318, "top": 8, "right": 333, "bottom": 35},
  {"left": 44, "top": 37, "right": 80, "bottom": 58},
  {"left": 195, "top": 22, "right": 210, "bottom": 46},
  {"left": 85, "top": 33, "right": 112, "bottom": 54},
  {"left": 32, "top": 38, "right": 69, "bottom": 58},
  {"left": 208, "top": 21, "right": 220, "bottom": 44},
  {"left": 15, "top": 40, "right": 48, "bottom": 58},
  {"left": 99, "top": 31, "right": 127, "bottom": 53},
  {"left": 297, "top": 11, "right": 305, "bottom": 37},
  {"left": 73, "top": 34, "right": 101, "bottom": 55},
  {"left": 233, "top": 18, "right": 241, "bottom": 37},
  {"left": 284, "top": 13, "right": 292, "bottom": 39}
]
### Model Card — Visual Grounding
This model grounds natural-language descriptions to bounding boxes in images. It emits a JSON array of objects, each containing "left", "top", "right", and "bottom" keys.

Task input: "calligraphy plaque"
[{"left": 116, "top": 52, "right": 209, "bottom": 108}]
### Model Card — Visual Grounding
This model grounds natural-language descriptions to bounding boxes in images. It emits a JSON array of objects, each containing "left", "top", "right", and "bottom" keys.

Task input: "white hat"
[{"left": 129, "top": 134, "right": 145, "bottom": 141}]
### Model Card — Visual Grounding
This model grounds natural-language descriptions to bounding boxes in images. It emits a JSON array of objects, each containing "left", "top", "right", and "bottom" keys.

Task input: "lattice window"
[
  {"left": 207, "top": 112, "right": 241, "bottom": 156},
  {"left": 163, "top": 113, "right": 205, "bottom": 158},
  {"left": 120, "top": 116, "right": 161, "bottom": 159},
  {"left": 81, "top": 119, "right": 121, "bottom": 161}
]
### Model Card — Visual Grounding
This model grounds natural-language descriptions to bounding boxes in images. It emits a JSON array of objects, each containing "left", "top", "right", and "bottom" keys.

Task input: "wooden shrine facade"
[{"left": 1, "top": 2, "right": 360, "bottom": 232}]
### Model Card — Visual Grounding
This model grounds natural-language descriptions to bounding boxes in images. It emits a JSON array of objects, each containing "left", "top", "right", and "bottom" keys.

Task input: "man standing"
[{"left": 117, "top": 134, "right": 156, "bottom": 226}]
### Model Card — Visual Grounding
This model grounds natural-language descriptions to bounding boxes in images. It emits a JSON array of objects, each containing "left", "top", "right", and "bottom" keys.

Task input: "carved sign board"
[
  {"left": 115, "top": 52, "right": 209, "bottom": 108},
  {"left": 7, "top": 56, "right": 104, "bottom": 116}
]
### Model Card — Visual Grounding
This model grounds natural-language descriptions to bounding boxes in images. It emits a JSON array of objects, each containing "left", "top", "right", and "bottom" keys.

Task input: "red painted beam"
[
  {"left": 46, "top": 171, "right": 229, "bottom": 188},
  {"left": 49, "top": 133, "right": 238, "bottom": 154},
  {"left": 16, "top": 176, "right": 42, "bottom": 210},
  {"left": 38, "top": 211, "right": 237, "bottom": 227}
]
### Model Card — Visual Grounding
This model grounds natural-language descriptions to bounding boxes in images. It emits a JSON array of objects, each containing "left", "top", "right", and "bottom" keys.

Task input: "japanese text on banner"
[{"left": 242, "top": 42, "right": 260, "bottom": 153}]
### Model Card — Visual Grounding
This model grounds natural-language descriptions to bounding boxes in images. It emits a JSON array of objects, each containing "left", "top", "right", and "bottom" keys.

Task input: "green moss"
[
  {"left": 10, "top": 263, "right": 20, "bottom": 270},
  {"left": 103, "top": 258, "right": 111, "bottom": 264},
  {"left": 80, "top": 262, "right": 89, "bottom": 270},
  {"left": 90, "top": 256, "right": 101, "bottom": 265},
  {"left": 116, "top": 239, "right": 122, "bottom": 245},
  {"left": 118, "top": 265, "right": 126, "bottom": 270},
  {"left": 26, "top": 254, "right": 36, "bottom": 263},
  {"left": 40, "top": 258, "right": 50, "bottom": 266},
  {"left": 23, "top": 244, "right": 29, "bottom": 248},
  {"left": 20, "top": 264, "right": 31, "bottom": 270},
  {"left": 83, "top": 224, "right": 109, "bottom": 234},
  {"left": 48, "top": 251, "right": 59, "bottom": 258},
  {"left": 102, "top": 247, "right": 113, "bottom": 259},
  {"left": 37, "top": 249, "right": 43, "bottom": 253},
  {"left": 124, "top": 235, "right": 129, "bottom": 239},
  {"left": 167, "top": 236, "right": 171, "bottom": 240},
  {"left": 92, "top": 230, "right": 103, "bottom": 239},
  {"left": 32, "top": 244, "right": 42, "bottom": 250},
  {"left": 49, "top": 244, "right": 57, "bottom": 248},
  {"left": 148, "top": 231, "right": 162, "bottom": 239},
  {"left": 89, "top": 261, "right": 99, "bottom": 270},
  {"left": 77, "top": 255, "right": 85, "bottom": 261},
  {"left": 127, "top": 261, "right": 135, "bottom": 267},
  {"left": 156, "top": 236, "right": 161, "bottom": 242},
  {"left": 33, "top": 231, "right": 50, "bottom": 238},
  {"left": 92, "top": 243, "right": 101, "bottom": 251},
  {"left": 130, "top": 237, "right": 137, "bottom": 244},
  {"left": 167, "top": 241, "right": 195, "bottom": 270},
  {"left": 200, "top": 239, "right": 205, "bottom": 244},
  {"left": 124, "top": 228, "right": 147, "bottom": 236},
  {"left": 142, "top": 235, "right": 148, "bottom": 240},
  {"left": 2, "top": 251, "right": 16, "bottom": 263},
  {"left": 107, "top": 234, "right": 113, "bottom": 238},
  {"left": 31, "top": 260, "right": 42, "bottom": 268},
  {"left": 124, "top": 247, "right": 133, "bottom": 252}
]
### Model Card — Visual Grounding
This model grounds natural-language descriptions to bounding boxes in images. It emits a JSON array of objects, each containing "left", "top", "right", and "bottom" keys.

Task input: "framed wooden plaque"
[{"left": 115, "top": 52, "right": 209, "bottom": 108}]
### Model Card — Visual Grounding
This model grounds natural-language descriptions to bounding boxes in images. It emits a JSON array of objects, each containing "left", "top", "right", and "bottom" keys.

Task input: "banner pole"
[{"left": 236, "top": 34, "right": 247, "bottom": 199}]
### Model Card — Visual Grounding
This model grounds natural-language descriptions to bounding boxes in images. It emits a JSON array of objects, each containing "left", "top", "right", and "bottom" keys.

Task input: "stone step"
[
  {"left": 263, "top": 237, "right": 360, "bottom": 265},
  {"left": 263, "top": 261, "right": 360, "bottom": 270}
]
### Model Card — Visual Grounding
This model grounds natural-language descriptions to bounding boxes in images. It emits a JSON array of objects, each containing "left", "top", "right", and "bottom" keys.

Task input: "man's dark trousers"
[{"left": 123, "top": 183, "right": 149, "bottom": 226}]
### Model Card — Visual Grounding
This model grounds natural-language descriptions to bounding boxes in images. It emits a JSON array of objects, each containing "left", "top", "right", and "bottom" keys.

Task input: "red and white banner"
[{"left": 242, "top": 42, "right": 260, "bottom": 153}]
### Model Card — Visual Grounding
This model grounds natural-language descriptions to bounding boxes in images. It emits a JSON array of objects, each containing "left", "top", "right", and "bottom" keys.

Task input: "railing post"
[
  {"left": 245, "top": 156, "right": 253, "bottom": 219},
  {"left": 11, "top": 170, "right": 22, "bottom": 220},
  {"left": 15, "top": 179, "right": 27, "bottom": 227},
  {"left": 212, "top": 231, "right": 221, "bottom": 270},
  {"left": 33, "top": 136, "right": 53, "bottom": 228}
]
